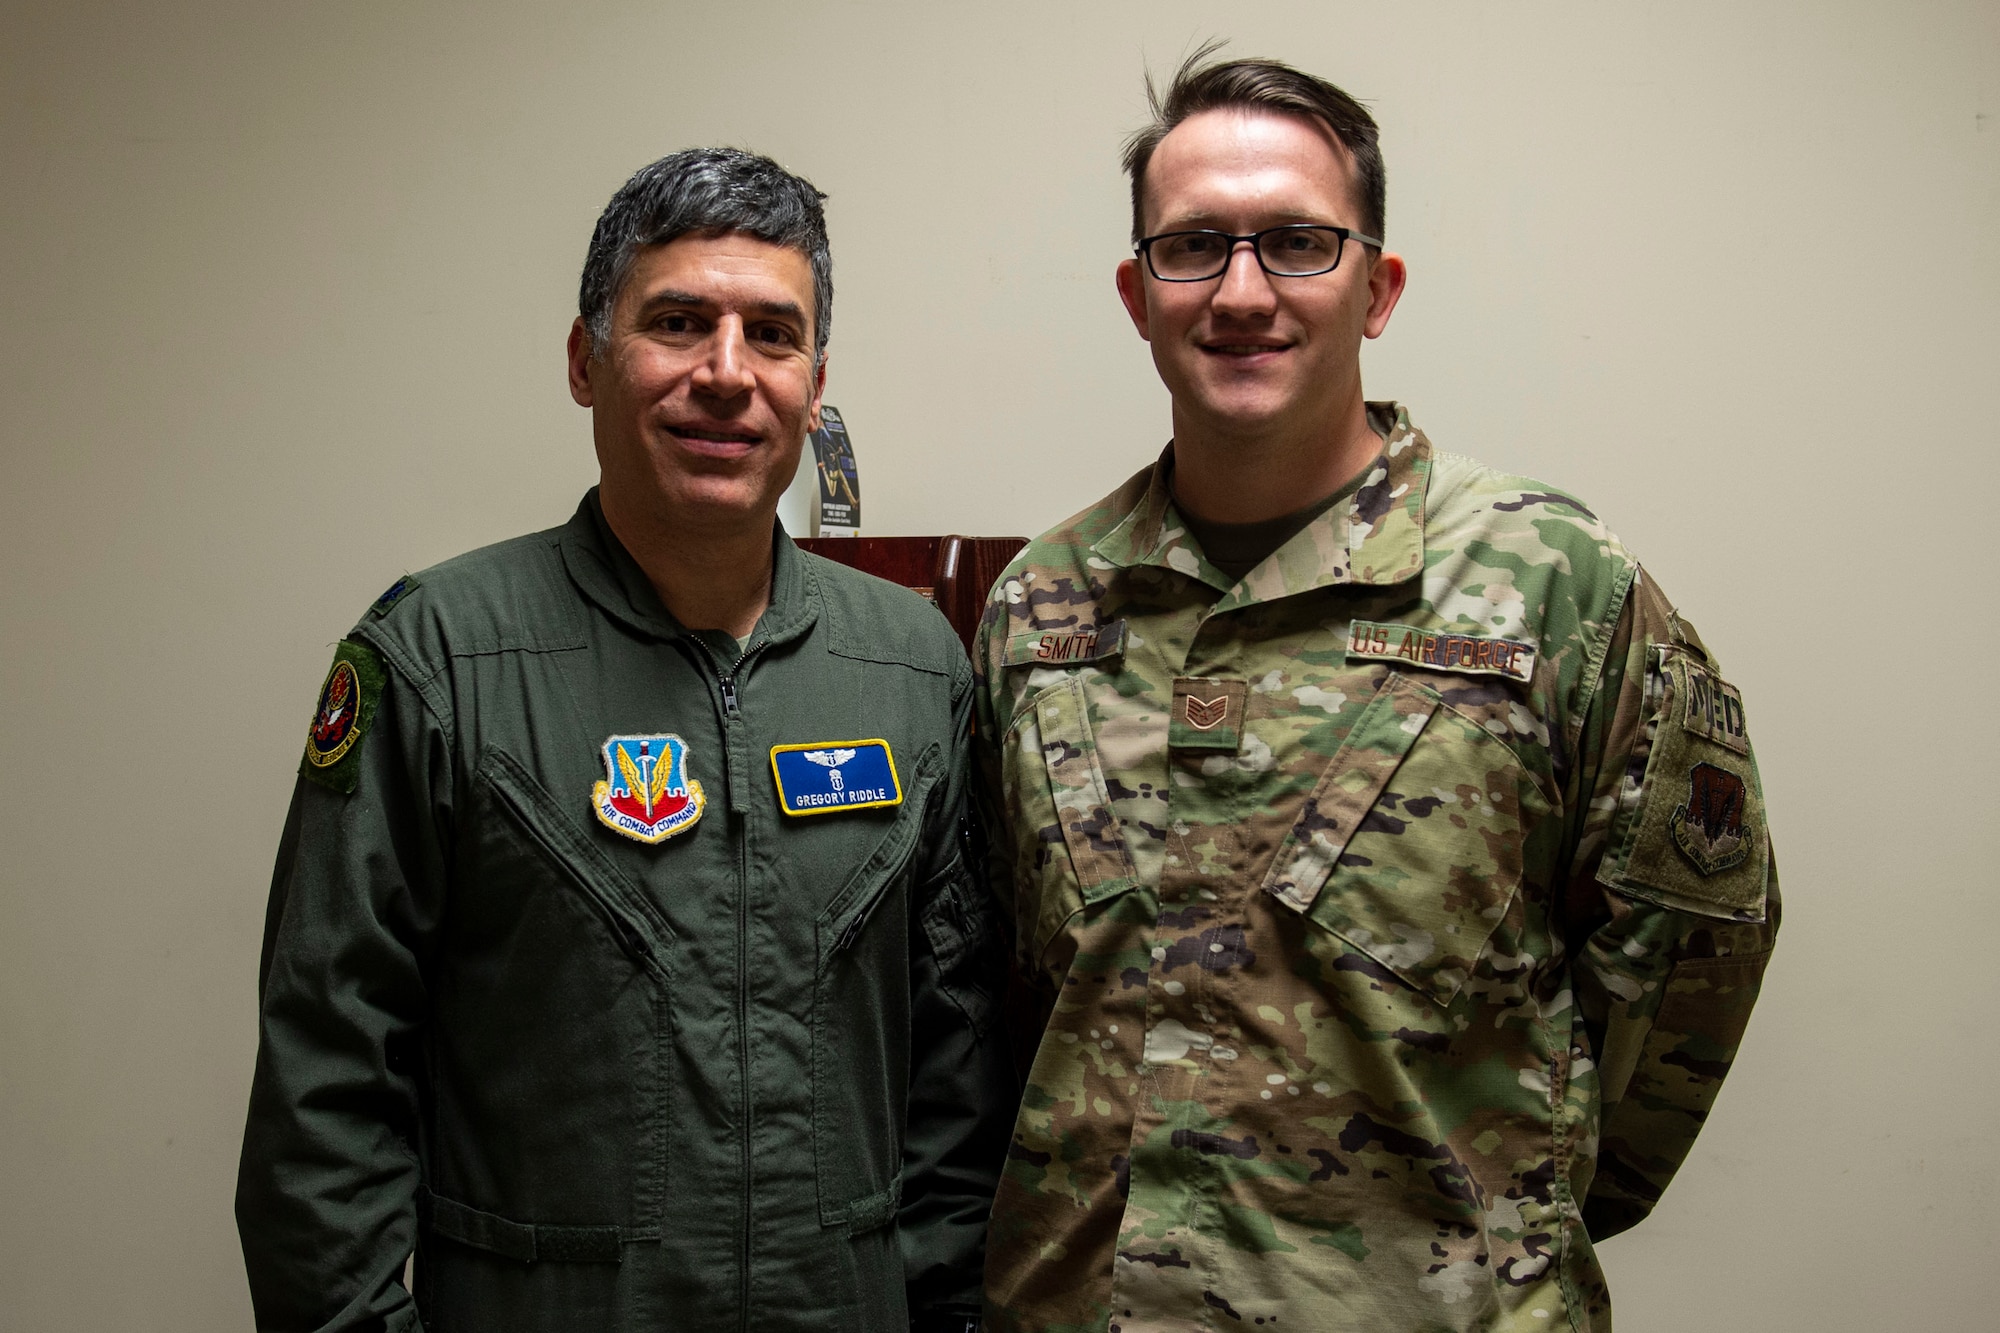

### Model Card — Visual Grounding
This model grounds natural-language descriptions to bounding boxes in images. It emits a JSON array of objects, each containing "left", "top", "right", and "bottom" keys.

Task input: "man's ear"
[
  {"left": 1115, "top": 258, "right": 1152, "bottom": 341},
  {"left": 1363, "top": 251, "right": 1408, "bottom": 340},
  {"left": 567, "top": 318, "right": 595, "bottom": 406},
  {"left": 806, "top": 354, "right": 828, "bottom": 433}
]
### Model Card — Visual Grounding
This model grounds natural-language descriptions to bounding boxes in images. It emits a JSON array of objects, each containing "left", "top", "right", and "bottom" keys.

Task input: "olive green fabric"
[
  {"left": 238, "top": 490, "right": 1013, "bottom": 1333},
  {"left": 298, "top": 639, "right": 386, "bottom": 795},
  {"left": 973, "top": 406, "right": 1778, "bottom": 1332}
]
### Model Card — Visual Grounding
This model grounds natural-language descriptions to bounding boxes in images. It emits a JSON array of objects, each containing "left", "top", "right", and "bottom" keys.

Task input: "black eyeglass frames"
[{"left": 1135, "top": 224, "right": 1383, "bottom": 282}]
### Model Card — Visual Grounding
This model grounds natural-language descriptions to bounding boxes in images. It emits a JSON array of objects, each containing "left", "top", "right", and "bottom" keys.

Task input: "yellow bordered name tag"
[
  {"left": 1345, "top": 619, "right": 1536, "bottom": 683},
  {"left": 770, "top": 739, "right": 902, "bottom": 816}
]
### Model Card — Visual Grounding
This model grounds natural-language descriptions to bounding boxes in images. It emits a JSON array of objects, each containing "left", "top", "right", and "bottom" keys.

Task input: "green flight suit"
[{"left": 237, "top": 491, "right": 1011, "bottom": 1333}]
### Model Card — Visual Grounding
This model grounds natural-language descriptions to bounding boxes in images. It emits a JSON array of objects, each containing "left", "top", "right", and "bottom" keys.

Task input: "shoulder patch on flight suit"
[
  {"left": 300, "top": 640, "right": 386, "bottom": 794},
  {"left": 1597, "top": 649, "right": 1768, "bottom": 919}
]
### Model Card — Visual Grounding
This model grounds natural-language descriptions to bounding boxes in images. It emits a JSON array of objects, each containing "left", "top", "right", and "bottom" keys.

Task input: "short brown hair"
[{"left": 1121, "top": 44, "right": 1386, "bottom": 246}]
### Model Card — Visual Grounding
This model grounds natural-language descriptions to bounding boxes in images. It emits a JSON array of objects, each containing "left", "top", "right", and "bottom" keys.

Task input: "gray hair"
[{"left": 578, "top": 147, "right": 833, "bottom": 365}]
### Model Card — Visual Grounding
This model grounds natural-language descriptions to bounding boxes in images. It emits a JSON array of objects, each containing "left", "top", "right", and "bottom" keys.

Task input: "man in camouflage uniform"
[{"left": 975, "top": 53, "right": 1778, "bottom": 1332}]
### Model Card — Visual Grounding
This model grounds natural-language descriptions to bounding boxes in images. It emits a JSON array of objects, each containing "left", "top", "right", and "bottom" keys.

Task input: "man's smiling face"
[
  {"left": 570, "top": 231, "right": 825, "bottom": 532},
  {"left": 1116, "top": 107, "right": 1395, "bottom": 448}
]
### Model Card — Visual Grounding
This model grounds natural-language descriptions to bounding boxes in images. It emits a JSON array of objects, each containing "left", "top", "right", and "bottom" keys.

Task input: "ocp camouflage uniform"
[{"left": 974, "top": 405, "right": 1778, "bottom": 1332}]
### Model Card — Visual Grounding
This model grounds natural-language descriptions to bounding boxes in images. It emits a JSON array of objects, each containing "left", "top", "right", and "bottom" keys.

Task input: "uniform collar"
[
  {"left": 559, "top": 488, "right": 820, "bottom": 649},
  {"left": 1091, "top": 401, "right": 1431, "bottom": 609}
]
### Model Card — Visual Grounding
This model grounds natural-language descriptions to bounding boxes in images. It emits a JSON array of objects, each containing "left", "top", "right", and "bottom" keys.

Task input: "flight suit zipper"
[{"left": 684, "top": 633, "right": 757, "bottom": 1333}]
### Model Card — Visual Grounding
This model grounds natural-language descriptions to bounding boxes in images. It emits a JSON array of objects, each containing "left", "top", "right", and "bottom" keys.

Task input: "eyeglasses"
[{"left": 1134, "top": 225, "right": 1382, "bottom": 282}]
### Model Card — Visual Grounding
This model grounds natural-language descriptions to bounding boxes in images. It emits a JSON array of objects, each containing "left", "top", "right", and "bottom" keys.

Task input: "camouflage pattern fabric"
[{"left": 973, "top": 404, "right": 1778, "bottom": 1332}]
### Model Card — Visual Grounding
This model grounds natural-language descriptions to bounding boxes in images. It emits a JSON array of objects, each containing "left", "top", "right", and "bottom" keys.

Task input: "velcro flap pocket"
[
  {"left": 816, "top": 744, "right": 942, "bottom": 964},
  {"left": 1033, "top": 677, "right": 1137, "bottom": 906},
  {"left": 418, "top": 1186, "right": 630, "bottom": 1264},
  {"left": 480, "top": 748, "right": 676, "bottom": 978},
  {"left": 1002, "top": 676, "right": 1138, "bottom": 971},
  {"left": 1264, "top": 673, "right": 1437, "bottom": 912},
  {"left": 1597, "top": 648, "right": 1769, "bottom": 921},
  {"left": 1268, "top": 673, "right": 1541, "bottom": 1005}
]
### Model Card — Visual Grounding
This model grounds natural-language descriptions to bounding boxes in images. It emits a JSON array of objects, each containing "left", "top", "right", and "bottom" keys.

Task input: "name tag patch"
[
  {"left": 1003, "top": 620, "right": 1128, "bottom": 667},
  {"left": 771, "top": 739, "right": 902, "bottom": 816},
  {"left": 1345, "top": 620, "right": 1536, "bottom": 683}
]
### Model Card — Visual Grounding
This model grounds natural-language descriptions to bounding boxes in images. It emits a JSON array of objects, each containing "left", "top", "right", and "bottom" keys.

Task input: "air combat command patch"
[
  {"left": 1671, "top": 760, "right": 1751, "bottom": 875},
  {"left": 301, "top": 640, "right": 386, "bottom": 794},
  {"left": 591, "top": 735, "right": 705, "bottom": 843},
  {"left": 771, "top": 739, "right": 901, "bottom": 816}
]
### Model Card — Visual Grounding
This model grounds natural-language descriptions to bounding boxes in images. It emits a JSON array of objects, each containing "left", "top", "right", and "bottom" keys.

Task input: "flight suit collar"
[
  {"left": 1091, "top": 401, "right": 1431, "bottom": 607},
  {"left": 558, "top": 488, "right": 820, "bottom": 649}
]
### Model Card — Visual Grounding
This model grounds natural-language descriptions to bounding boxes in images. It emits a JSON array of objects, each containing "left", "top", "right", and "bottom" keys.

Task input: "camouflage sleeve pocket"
[
  {"left": 1000, "top": 677, "right": 1139, "bottom": 968},
  {"left": 1596, "top": 648, "right": 1770, "bottom": 921}
]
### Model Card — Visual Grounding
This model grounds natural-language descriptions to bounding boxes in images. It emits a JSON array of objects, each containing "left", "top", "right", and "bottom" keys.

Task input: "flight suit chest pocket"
[
  {"left": 812, "top": 748, "right": 941, "bottom": 1232},
  {"left": 1000, "top": 675, "right": 1138, "bottom": 967},
  {"left": 1262, "top": 672, "right": 1548, "bottom": 1005}
]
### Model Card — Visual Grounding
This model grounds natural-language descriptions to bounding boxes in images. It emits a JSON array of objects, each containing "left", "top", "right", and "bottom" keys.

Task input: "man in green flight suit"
[
  {"left": 976, "top": 53, "right": 1779, "bottom": 1331},
  {"left": 237, "top": 148, "right": 1011, "bottom": 1333}
]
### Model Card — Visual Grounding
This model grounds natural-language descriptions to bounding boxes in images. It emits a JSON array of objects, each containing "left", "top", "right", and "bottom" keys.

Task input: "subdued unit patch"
[{"left": 1670, "top": 762, "right": 1751, "bottom": 875}]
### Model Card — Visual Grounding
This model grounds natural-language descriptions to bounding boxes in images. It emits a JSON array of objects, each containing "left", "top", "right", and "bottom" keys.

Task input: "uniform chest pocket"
[
  {"left": 1262, "top": 672, "right": 1549, "bottom": 1005},
  {"left": 999, "top": 675, "right": 1138, "bottom": 970},
  {"left": 812, "top": 747, "right": 941, "bottom": 1233}
]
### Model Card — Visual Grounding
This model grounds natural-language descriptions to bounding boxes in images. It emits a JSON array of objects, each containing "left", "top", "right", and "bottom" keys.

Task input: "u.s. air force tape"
[{"left": 1345, "top": 619, "right": 1536, "bottom": 683}]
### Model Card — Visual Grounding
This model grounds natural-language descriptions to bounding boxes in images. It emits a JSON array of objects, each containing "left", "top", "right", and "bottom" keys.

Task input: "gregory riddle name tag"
[{"left": 770, "top": 739, "right": 902, "bottom": 816}]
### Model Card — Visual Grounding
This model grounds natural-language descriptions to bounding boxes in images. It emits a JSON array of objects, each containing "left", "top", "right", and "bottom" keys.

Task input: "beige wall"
[{"left": 4, "top": 2, "right": 1996, "bottom": 1328}]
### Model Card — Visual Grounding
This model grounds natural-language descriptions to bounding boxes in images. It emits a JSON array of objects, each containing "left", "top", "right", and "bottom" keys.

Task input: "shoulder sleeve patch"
[
  {"left": 1596, "top": 647, "right": 1769, "bottom": 920},
  {"left": 300, "top": 639, "right": 387, "bottom": 794}
]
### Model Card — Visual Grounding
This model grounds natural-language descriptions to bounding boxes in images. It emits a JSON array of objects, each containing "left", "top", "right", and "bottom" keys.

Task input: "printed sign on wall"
[{"left": 810, "top": 405, "right": 859, "bottom": 536}]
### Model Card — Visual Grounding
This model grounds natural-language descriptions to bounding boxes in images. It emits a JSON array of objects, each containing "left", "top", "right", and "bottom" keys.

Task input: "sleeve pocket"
[{"left": 1597, "top": 648, "right": 1770, "bottom": 922}]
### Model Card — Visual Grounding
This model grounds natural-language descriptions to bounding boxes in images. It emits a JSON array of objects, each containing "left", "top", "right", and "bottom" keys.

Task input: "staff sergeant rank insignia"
[
  {"left": 1345, "top": 619, "right": 1537, "bottom": 683},
  {"left": 771, "top": 739, "right": 902, "bottom": 816},
  {"left": 592, "top": 734, "right": 705, "bottom": 843}
]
